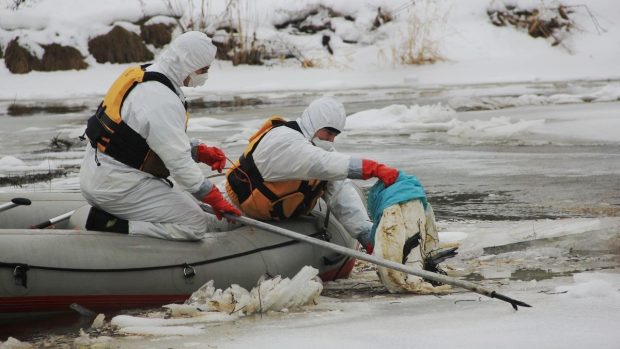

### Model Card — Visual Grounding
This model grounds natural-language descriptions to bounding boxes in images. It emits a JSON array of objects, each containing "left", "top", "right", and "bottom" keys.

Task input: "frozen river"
[
  {"left": 1, "top": 79, "right": 618, "bottom": 222},
  {"left": 0, "top": 80, "right": 619, "bottom": 346}
]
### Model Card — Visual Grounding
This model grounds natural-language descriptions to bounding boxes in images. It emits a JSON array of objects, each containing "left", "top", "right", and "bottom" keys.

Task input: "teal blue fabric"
[{"left": 368, "top": 171, "right": 428, "bottom": 242}]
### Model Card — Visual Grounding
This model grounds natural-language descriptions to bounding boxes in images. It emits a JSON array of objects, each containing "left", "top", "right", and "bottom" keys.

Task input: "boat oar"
[
  {"left": 0, "top": 198, "right": 32, "bottom": 213},
  {"left": 32, "top": 210, "right": 75, "bottom": 229},
  {"left": 201, "top": 204, "right": 532, "bottom": 310}
]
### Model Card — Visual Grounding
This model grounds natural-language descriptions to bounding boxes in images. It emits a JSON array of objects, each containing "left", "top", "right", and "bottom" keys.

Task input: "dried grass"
[
  {"left": 40, "top": 44, "right": 88, "bottom": 71},
  {"left": 372, "top": 6, "right": 393, "bottom": 30},
  {"left": 140, "top": 22, "right": 174, "bottom": 48},
  {"left": 88, "top": 26, "right": 153, "bottom": 64},
  {"left": 4, "top": 38, "right": 40, "bottom": 74},
  {"left": 163, "top": 0, "right": 266, "bottom": 66},
  {"left": 0, "top": 169, "right": 67, "bottom": 187},
  {"left": 49, "top": 134, "right": 76, "bottom": 152},
  {"left": 488, "top": 3, "right": 575, "bottom": 47},
  {"left": 393, "top": 2, "right": 446, "bottom": 66}
]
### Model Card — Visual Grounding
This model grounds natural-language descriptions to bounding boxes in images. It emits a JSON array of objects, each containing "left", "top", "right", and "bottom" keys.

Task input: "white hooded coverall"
[
  {"left": 250, "top": 97, "right": 373, "bottom": 241},
  {"left": 80, "top": 31, "right": 220, "bottom": 241}
]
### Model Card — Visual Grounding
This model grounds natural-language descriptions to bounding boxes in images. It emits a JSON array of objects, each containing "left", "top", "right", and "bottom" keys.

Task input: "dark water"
[
  {"left": 0, "top": 307, "right": 158, "bottom": 342},
  {"left": 1, "top": 312, "right": 87, "bottom": 342}
]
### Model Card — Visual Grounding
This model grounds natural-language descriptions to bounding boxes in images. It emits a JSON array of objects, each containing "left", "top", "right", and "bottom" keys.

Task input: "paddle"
[
  {"left": 32, "top": 210, "right": 75, "bottom": 229},
  {"left": 0, "top": 197, "right": 32, "bottom": 213},
  {"left": 200, "top": 204, "right": 532, "bottom": 310}
]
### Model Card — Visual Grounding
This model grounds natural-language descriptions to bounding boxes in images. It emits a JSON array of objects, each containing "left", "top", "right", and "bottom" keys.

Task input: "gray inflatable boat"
[{"left": 0, "top": 192, "right": 356, "bottom": 317}]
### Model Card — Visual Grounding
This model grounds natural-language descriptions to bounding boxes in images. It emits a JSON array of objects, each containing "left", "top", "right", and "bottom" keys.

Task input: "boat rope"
[{"left": 0, "top": 231, "right": 332, "bottom": 288}]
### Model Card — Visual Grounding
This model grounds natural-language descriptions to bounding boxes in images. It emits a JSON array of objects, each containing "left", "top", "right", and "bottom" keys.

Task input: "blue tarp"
[{"left": 367, "top": 171, "right": 428, "bottom": 242}]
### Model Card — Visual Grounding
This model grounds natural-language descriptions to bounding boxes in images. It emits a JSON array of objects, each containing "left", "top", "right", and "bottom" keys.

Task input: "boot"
[
  {"left": 85, "top": 207, "right": 129, "bottom": 234},
  {"left": 422, "top": 247, "right": 459, "bottom": 285}
]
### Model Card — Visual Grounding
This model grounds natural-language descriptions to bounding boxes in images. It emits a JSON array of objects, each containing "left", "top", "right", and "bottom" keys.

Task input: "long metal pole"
[
  {"left": 201, "top": 204, "right": 531, "bottom": 310},
  {"left": 0, "top": 198, "right": 32, "bottom": 213}
]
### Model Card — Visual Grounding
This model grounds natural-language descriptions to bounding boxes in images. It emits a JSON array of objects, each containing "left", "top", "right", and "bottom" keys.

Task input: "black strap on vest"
[{"left": 282, "top": 120, "right": 302, "bottom": 133}]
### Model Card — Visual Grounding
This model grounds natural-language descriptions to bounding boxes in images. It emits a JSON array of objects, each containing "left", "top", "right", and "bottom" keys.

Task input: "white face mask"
[
  {"left": 312, "top": 137, "right": 334, "bottom": 151},
  {"left": 187, "top": 71, "right": 208, "bottom": 87}
]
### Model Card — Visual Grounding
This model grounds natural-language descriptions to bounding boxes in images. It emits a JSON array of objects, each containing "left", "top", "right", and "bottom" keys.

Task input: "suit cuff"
[
  {"left": 347, "top": 157, "right": 363, "bottom": 179},
  {"left": 190, "top": 139, "right": 201, "bottom": 162},
  {"left": 192, "top": 178, "right": 213, "bottom": 200}
]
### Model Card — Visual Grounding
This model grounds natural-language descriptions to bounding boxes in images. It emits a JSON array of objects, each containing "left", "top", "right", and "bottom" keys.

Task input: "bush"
[
  {"left": 140, "top": 22, "right": 175, "bottom": 48},
  {"left": 4, "top": 38, "right": 40, "bottom": 74},
  {"left": 40, "top": 44, "right": 88, "bottom": 71},
  {"left": 88, "top": 26, "right": 154, "bottom": 63}
]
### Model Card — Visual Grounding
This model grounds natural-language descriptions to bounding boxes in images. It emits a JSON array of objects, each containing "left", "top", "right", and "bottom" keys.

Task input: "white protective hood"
[
  {"left": 296, "top": 97, "right": 347, "bottom": 140},
  {"left": 151, "top": 31, "right": 217, "bottom": 89}
]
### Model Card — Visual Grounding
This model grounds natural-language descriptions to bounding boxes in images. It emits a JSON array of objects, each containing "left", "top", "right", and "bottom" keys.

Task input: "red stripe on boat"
[
  {"left": 2, "top": 260, "right": 357, "bottom": 314},
  {"left": 0, "top": 294, "right": 189, "bottom": 313}
]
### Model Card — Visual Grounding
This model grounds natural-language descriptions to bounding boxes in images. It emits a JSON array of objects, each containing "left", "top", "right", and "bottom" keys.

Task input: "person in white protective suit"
[
  {"left": 225, "top": 97, "right": 399, "bottom": 253},
  {"left": 80, "top": 31, "right": 241, "bottom": 240}
]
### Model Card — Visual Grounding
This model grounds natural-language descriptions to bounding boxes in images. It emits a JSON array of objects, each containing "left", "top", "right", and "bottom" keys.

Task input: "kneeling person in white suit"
[{"left": 225, "top": 97, "right": 398, "bottom": 252}]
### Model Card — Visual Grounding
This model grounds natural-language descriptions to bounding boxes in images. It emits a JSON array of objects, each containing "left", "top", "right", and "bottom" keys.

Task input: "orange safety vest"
[
  {"left": 225, "top": 116, "right": 328, "bottom": 221},
  {"left": 84, "top": 64, "right": 188, "bottom": 178}
]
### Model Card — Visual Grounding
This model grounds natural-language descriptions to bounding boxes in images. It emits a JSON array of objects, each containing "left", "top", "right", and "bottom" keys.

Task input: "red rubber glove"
[
  {"left": 196, "top": 143, "right": 226, "bottom": 173},
  {"left": 201, "top": 186, "right": 241, "bottom": 220},
  {"left": 357, "top": 234, "right": 374, "bottom": 255},
  {"left": 361, "top": 159, "right": 398, "bottom": 187}
]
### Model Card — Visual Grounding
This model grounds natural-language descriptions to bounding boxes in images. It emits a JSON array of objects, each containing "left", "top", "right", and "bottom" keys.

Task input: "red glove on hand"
[
  {"left": 362, "top": 159, "right": 398, "bottom": 187},
  {"left": 202, "top": 186, "right": 241, "bottom": 220},
  {"left": 196, "top": 143, "right": 226, "bottom": 173},
  {"left": 357, "top": 234, "right": 374, "bottom": 255}
]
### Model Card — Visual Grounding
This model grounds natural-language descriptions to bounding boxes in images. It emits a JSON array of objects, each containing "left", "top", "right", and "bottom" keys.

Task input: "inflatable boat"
[{"left": 0, "top": 192, "right": 356, "bottom": 317}]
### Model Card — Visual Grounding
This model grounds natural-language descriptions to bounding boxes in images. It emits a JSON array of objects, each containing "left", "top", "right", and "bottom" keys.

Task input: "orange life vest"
[{"left": 225, "top": 116, "right": 328, "bottom": 220}]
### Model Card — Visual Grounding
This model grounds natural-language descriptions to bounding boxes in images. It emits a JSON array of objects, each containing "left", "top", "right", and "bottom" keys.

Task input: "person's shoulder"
[
  {"left": 262, "top": 125, "right": 306, "bottom": 146},
  {"left": 129, "top": 81, "right": 181, "bottom": 107},
  {"left": 269, "top": 124, "right": 305, "bottom": 138},
  {"left": 139, "top": 80, "right": 179, "bottom": 98}
]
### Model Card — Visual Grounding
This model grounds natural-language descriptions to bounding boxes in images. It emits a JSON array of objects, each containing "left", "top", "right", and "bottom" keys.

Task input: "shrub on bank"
[
  {"left": 40, "top": 44, "right": 88, "bottom": 71},
  {"left": 4, "top": 38, "right": 40, "bottom": 74},
  {"left": 88, "top": 26, "right": 154, "bottom": 64}
]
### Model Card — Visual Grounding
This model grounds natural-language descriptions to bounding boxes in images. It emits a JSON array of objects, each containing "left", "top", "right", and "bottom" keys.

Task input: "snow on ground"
[
  {"left": 1, "top": 0, "right": 618, "bottom": 173},
  {"left": 103, "top": 272, "right": 619, "bottom": 349},
  {"left": 0, "top": 0, "right": 619, "bottom": 101},
  {"left": 0, "top": 0, "right": 619, "bottom": 348},
  {"left": 0, "top": 155, "right": 59, "bottom": 171}
]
